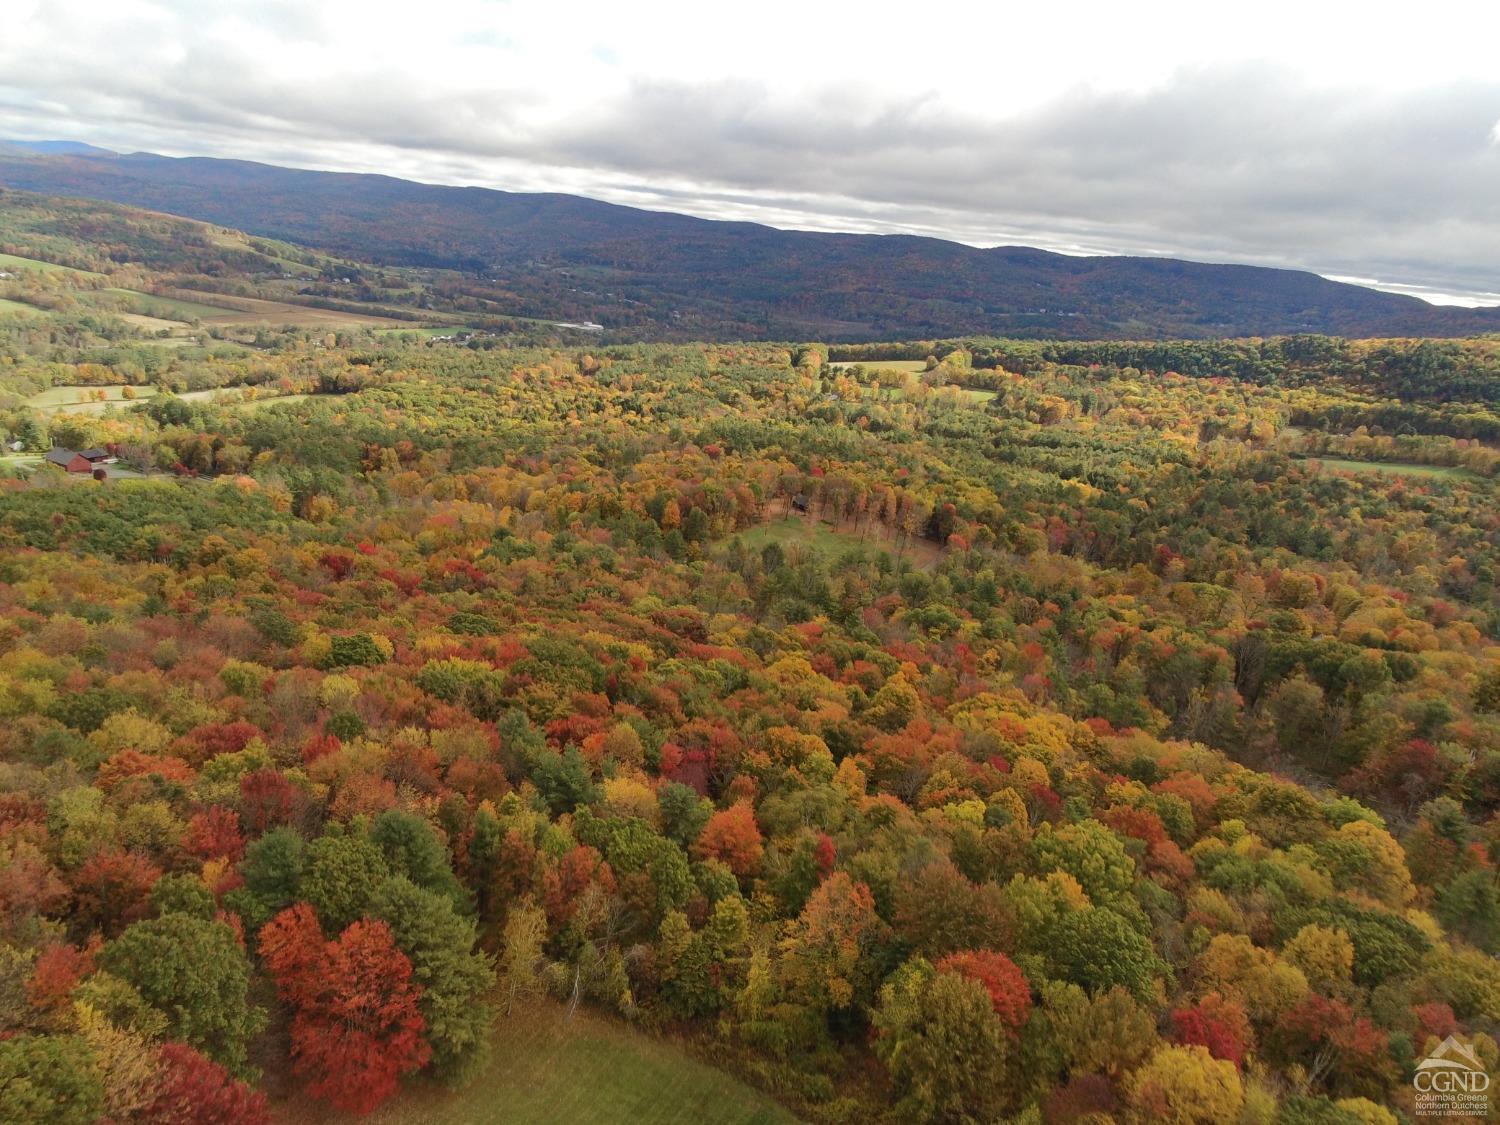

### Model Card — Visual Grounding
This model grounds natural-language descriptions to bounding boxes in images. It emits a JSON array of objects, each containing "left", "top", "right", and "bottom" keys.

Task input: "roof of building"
[
  {"left": 44, "top": 448, "right": 81, "bottom": 465},
  {"left": 78, "top": 448, "right": 110, "bottom": 460}
]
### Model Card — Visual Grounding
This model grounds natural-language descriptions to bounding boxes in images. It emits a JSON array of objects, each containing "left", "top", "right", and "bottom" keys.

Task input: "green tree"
[
  {"left": 873, "top": 959, "right": 1008, "bottom": 1123},
  {"left": 1049, "top": 907, "right": 1163, "bottom": 999},
  {"left": 371, "top": 810, "right": 469, "bottom": 913},
  {"left": 369, "top": 877, "right": 496, "bottom": 1085},
  {"left": 657, "top": 910, "right": 716, "bottom": 1019},
  {"left": 229, "top": 825, "right": 306, "bottom": 931},
  {"left": 301, "top": 831, "right": 391, "bottom": 933},
  {"left": 0, "top": 1035, "right": 104, "bottom": 1125},
  {"left": 1031, "top": 821, "right": 1136, "bottom": 905},
  {"left": 99, "top": 914, "right": 263, "bottom": 1071}
]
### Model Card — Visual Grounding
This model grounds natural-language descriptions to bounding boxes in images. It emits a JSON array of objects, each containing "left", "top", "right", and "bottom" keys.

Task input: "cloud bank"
[{"left": 2, "top": 0, "right": 1498, "bottom": 304}]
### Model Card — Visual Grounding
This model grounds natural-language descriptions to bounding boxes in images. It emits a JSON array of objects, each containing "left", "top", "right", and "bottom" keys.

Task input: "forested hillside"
[
  {"left": 5, "top": 148, "right": 1500, "bottom": 341},
  {"left": 0, "top": 224, "right": 1498, "bottom": 1123}
]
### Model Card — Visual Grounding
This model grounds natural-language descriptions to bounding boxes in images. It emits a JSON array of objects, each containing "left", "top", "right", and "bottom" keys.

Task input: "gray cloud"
[{"left": 1, "top": 11, "right": 1497, "bottom": 304}]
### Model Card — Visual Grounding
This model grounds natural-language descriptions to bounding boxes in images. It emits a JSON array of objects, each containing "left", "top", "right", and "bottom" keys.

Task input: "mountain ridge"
[{"left": 2, "top": 145, "right": 1497, "bottom": 340}]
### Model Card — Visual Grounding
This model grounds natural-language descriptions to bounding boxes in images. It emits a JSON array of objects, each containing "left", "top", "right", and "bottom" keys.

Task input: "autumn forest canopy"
[{"left": 0, "top": 191, "right": 1497, "bottom": 1125}]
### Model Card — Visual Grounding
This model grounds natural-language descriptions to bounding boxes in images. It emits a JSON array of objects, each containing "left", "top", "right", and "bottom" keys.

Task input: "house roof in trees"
[{"left": 44, "top": 448, "right": 91, "bottom": 471}]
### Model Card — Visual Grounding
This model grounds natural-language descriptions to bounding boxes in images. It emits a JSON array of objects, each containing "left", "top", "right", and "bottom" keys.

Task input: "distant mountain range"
[
  {"left": 2, "top": 143, "right": 1497, "bottom": 341},
  {"left": 0, "top": 139, "right": 117, "bottom": 157}
]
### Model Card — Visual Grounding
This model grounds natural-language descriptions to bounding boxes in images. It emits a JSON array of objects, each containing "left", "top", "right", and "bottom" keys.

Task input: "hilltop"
[{"left": 3, "top": 146, "right": 1499, "bottom": 341}]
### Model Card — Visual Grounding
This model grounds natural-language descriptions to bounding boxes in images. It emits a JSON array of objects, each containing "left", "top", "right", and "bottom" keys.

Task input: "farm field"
[
  {"left": 373, "top": 325, "right": 475, "bottom": 338},
  {"left": 274, "top": 1002, "right": 796, "bottom": 1125},
  {"left": 166, "top": 289, "right": 419, "bottom": 328},
  {"left": 96, "top": 288, "right": 235, "bottom": 321},
  {"left": 115, "top": 311, "right": 192, "bottom": 332}
]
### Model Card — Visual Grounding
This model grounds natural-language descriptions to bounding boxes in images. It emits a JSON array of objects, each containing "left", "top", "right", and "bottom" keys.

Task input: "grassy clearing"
[
  {"left": 737, "top": 513, "right": 943, "bottom": 568},
  {"left": 0, "top": 297, "right": 48, "bottom": 316},
  {"left": 116, "top": 311, "right": 192, "bottom": 332},
  {"left": 1302, "top": 456, "right": 1474, "bottom": 481},
  {"left": 96, "top": 288, "right": 237, "bottom": 320},
  {"left": 168, "top": 289, "right": 416, "bottom": 328},
  {"left": 273, "top": 1001, "right": 796, "bottom": 1125},
  {"left": 830, "top": 359, "right": 928, "bottom": 373},
  {"left": 0, "top": 252, "right": 102, "bottom": 277},
  {"left": 737, "top": 515, "right": 871, "bottom": 557},
  {"left": 956, "top": 387, "right": 996, "bottom": 404},
  {"left": 24, "top": 385, "right": 157, "bottom": 415},
  {"left": 373, "top": 325, "right": 470, "bottom": 338}
]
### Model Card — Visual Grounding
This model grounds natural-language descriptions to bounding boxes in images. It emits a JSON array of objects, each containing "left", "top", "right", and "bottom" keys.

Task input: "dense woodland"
[{"left": 0, "top": 229, "right": 1498, "bottom": 1124}]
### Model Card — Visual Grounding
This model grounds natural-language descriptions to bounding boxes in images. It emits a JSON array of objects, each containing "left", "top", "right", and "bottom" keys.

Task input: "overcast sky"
[{"left": 3, "top": 0, "right": 1499, "bottom": 305}]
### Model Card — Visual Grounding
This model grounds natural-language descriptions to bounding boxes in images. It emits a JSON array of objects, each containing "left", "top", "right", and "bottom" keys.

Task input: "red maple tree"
[{"left": 259, "top": 903, "right": 430, "bottom": 1113}]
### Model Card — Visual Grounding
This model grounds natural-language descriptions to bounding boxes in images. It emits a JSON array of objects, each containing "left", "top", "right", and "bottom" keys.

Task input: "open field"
[
  {"left": 273, "top": 1002, "right": 796, "bottom": 1125},
  {"left": 23, "top": 384, "right": 156, "bottom": 415},
  {"left": 0, "top": 251, "right": 102, "bottom": 277},
  {"left": 737, "top": 515, "right": 871, "bottom": 557},
  {"left": 116, "top": 311, "right": 192, "bottom": 332},
  {"left": 0, "top": 297, "right": 48, "bottom": 316},
  {"left": 167, "top": 289, "right": 418, "bottom": 328},
  {"left": 1301, "top": 456, "right": 1474, "bottom": 480},
  {"left": 72, "top": 286, "right": 416, "bottom": 329},
  {"left": 373, "top": 325, "right": 473, "bottom": 338},
  {"left": 830, "top": 359, "right": 928, "bottom": 372},
  {"left": 95, "top": 288, "right": 238, "bottom": 321}
]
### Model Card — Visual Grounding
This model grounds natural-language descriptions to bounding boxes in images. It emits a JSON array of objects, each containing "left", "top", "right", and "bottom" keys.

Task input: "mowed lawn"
[{"left": 273, "top": 1002, "right": 797, "bottom": 1125}]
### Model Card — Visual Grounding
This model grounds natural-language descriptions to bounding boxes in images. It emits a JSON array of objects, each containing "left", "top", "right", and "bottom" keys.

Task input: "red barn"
[{"left": 44, "top": 448, "right": 91, "bottom": 473}]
